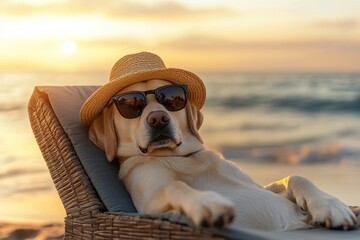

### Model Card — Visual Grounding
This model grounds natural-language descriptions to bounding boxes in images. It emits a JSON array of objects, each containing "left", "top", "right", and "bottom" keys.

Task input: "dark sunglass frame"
[{"left": 111, "top": 84, "right": 188, "bottom": 119}]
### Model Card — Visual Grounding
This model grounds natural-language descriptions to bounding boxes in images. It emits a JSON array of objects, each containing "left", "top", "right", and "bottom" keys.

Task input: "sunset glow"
[
  {"left": 0, "top": 0, "right": 359, "bottom": 72},
  {"left": 0, "top": 0, "right": 360, "bottom": 71},
  {"left": 1, "top": 0, "right": 360, "bottom": 229},
  {"left": 59, "top": 40, "right": 77, "bottom": 56}
]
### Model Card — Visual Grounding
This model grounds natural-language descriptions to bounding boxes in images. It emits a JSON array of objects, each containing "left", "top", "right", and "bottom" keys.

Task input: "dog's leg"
[
  {"left": 264, "top": 175, "right": 358, "bottom": 229},
  {"left": 121, "top": 156, "right": 235, "bottom": 228},
  {"left": 146, "top": 180, "right": 235, "bottom": 228},
  {"left": 124, "top": 164, "right": 235, "bottom": 228}
]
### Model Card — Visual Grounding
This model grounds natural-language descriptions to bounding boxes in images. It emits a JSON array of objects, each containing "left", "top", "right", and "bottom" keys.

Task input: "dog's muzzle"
[{"left": 139, "top": 111, "right": 182, "bottom": 154}]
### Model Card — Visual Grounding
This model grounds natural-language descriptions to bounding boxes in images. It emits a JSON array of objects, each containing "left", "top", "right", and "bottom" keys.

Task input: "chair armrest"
[{"left": 28, "top": 87, "right": 106, "bottom": 217}]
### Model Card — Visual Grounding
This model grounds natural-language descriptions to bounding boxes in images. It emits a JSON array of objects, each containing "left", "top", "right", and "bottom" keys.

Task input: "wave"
[
  {"left": 0, "top": 168, "right": 46, "bottom": 180},
  {"left": 0, "top": 104, "right": 24, "bottom": 112},
  {"left": 221, "top": 144, "right": 360, "bottom": 165},
  {"left": 203, "top": 123, "right": 296, "bottom": 134},
  {"left": 207, "top": 95, "right": 360, "bottom": 114}
]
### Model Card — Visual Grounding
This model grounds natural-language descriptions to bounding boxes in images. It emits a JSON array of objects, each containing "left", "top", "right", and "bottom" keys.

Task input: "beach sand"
[
  {"left": 0, "top": 222, "right": 63, "bottom": 240},
  {"left": 236, "top": 161, "right": 360, "bottom": 206},
  {"left": 0, "top": 162, "right": 359, "bottom": 239}
]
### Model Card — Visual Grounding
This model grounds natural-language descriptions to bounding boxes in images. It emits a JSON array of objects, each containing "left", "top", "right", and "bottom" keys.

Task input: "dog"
[{"left": 87, "top": 79, "right": 359, "bottom": 231}]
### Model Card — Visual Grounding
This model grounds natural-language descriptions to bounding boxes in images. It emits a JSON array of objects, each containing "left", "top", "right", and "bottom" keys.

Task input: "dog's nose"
[{"left": 147, "top": 111, "right": 169, "bottom": 128}]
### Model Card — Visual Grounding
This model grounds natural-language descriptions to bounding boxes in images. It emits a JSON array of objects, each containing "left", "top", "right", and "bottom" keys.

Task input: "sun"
[{"left": 59, "top": 40, "right": 77, "bottom": 56}]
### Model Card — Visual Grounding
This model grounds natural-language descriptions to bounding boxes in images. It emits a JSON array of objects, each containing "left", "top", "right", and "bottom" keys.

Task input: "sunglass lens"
[
  {"left": 156, "top": 86, "right": 187, "bottom": 111},
  {"left": 115, "top": 93, "right": 146, "bottom": 118}
]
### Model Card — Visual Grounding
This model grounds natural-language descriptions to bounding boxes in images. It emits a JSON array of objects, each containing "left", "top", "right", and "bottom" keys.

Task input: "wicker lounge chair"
[
  {"left": 28, "top": 86, "right": 360, "bottom": 240},
  {"left": 28, "top": 86, "right": 241, "bottom": 240}
]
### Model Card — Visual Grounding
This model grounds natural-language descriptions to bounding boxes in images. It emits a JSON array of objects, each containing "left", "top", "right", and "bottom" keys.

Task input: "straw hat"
[{"left": 80, "top": 52, "right": 206, "bottom": 126}]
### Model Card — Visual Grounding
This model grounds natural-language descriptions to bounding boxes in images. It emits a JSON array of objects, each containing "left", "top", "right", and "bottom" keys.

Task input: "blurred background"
[{"left": 0, "top": 0, "right": 359, "bottom": 235}]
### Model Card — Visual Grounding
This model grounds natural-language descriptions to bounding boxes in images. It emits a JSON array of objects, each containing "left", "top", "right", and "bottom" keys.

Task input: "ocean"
[
  {"left": 202, "top": 72, "right": 360, "bottom": 164},
  {"left": 1, "top": 71, "right": 360, "bottom": 222}
]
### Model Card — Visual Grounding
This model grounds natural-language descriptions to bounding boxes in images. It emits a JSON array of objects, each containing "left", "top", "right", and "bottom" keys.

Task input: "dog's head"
[{"left": 88, "top": 79, "right": 204, "bottom": 161}]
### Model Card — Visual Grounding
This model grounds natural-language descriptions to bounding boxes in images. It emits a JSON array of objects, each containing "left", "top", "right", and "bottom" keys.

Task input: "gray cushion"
[
  {"left": 37, "top": 86, "right": 360, "bottom": 240},
  {"left": 38, "top": 86, "right": 136, "bottom": 213}
]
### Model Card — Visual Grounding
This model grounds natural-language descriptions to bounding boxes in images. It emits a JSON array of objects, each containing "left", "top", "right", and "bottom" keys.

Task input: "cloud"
[
  {"left": 80, "top": 37, "right": 146, "bottom": 49},
  {"left": 0, "top": 0, "right": 236, "bottom": 20},
  {"left": 161, "top": 35, "right": 360, "bottom": 52},
  {"left": 315, "top": 19, "right": 359, "bottom": 31}
]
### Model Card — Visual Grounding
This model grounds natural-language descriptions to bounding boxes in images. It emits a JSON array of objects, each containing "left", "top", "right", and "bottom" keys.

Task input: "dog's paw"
[
  {"left": 350, "top": 206, "right": 360, "bottom": 228},
  {"left": 188, "top": 192, "right": 235, "bottom": 228},
  {"left": 302, "top": 194, "right": 357, "bottom": 230}
]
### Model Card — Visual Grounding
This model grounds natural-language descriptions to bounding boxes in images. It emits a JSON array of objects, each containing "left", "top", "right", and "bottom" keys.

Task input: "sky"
[{"left": 0, "top": 0, "right": 360, "bottom": 72}]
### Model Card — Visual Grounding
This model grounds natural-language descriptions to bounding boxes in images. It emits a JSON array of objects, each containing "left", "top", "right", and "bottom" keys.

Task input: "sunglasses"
[{"left": 111, "top": 84, "right": 188, "bottom": 119}]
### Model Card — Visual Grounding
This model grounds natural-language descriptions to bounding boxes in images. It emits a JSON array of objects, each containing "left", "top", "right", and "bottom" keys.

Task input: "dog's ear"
[
  {"left": 186, "top": 102, "right": 204, "bottom": 144},
  {"left": 89, "top": 106, "right": 117, "bottom": 162}
]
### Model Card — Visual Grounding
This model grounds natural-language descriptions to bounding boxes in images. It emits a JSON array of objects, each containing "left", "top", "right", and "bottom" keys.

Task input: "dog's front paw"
[
  {"left": 350, "top": 206, "right": 360, "bottom": 228},
  {"left": 188, "top": 192, "right": 235, "bottom": 228},
  {"left": 301, "top": 194, "right": 357, "bottom": 230}
]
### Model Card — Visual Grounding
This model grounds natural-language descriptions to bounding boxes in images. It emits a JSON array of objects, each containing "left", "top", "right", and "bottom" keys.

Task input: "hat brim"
[{"left": 80, "top": 68, "right": 206, "bottom": 126}]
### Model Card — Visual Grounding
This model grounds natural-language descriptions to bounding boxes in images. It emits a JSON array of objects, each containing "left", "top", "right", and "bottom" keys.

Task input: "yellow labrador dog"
[{"left": 88, "top": 79, "right": 358, "bottom": 231}]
